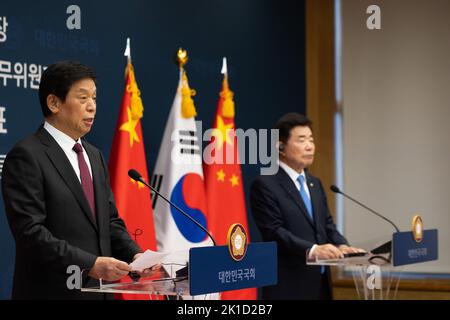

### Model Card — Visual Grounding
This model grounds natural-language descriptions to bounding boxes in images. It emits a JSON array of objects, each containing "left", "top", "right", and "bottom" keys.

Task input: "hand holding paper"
[{"left": 130, "top": 249, "right": 171, "bottom": 272}]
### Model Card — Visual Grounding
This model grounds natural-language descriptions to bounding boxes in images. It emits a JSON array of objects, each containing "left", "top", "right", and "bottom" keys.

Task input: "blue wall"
[{"left": 0, "top": 0, "right": 306, "bottom": 299}]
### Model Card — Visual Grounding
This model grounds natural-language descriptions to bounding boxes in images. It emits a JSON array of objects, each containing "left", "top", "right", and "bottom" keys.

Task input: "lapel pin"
[{"left": 309, "top": 182, "right": 314, "bottom": 188}]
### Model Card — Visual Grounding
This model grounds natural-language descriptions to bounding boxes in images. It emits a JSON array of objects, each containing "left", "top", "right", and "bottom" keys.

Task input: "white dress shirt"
[
  {"left": 44, "top": 121, "right": 93, "bottom": 182},
  {"left": 278, "top": 161, "right": 311, "bottom": 198}
]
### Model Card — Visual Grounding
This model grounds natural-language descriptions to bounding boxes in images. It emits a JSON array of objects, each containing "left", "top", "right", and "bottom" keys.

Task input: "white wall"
[{"left": 342, "top": 0, "right": 450, "bottom": 273}]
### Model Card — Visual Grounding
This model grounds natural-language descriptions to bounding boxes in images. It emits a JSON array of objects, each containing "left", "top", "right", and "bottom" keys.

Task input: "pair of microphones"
[{"left": 128, "top": 168, "right": 397, "bottom": 256}]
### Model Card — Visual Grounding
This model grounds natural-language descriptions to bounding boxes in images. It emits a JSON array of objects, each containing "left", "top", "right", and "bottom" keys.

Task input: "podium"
[
  {"left": 308, "top": 252, "right": 401, "bottom": 299},
  {"left": 307, "top": 229, "right": 438, "bottom": 300},
  {"left": 81, "top": 242, "right": 277, "bottom": 299}
]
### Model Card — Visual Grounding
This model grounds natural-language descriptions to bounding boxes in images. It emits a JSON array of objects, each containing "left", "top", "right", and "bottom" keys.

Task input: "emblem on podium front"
[
  {"left": 227, "top": 223, "right": 248, "bottom": 261},
  {"left": 412, "top": 215, "right": 424, "bottom": 243}
]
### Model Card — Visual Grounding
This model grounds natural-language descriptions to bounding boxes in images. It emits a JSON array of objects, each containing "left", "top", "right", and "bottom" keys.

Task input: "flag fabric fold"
[
  {"left": 109, "top": 61, "right": 158, "bottom": 300},
  {"left": 152, "top": 66, "right": 213, "bottom": 256},
  {"left": 203, "top": 74, "right": 257, "bottom": 300}
]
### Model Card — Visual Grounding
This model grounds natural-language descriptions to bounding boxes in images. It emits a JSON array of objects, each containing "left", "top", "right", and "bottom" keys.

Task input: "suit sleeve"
[
  {"left": 250, "top": 178, "right": 315, "bottom": 259},
  {"left": 98, "top": 152, "right": 141, "bottom": 263},
  {"left": 1, "top": 145, "right": 97, "bottom": 271},
  {"left": 317, "top": 180, "right": 348, "bottom": 246}
]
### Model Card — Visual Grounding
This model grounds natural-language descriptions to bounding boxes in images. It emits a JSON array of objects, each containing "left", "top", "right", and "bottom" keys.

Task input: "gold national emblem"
[
  {"left": 411, "top": 215, "right": 424, "bottom": 243},
  {"left": 227, "top": 223, "right": 248, "bottom": 261}
]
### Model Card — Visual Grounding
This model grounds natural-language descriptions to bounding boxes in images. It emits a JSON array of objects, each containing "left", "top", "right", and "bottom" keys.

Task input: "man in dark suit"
[
  {"left": 1, "top": 61, "right": 156, "bottom": 299},
  {"left": 250, "top": 113, "right": 363, "bottom": 300}
]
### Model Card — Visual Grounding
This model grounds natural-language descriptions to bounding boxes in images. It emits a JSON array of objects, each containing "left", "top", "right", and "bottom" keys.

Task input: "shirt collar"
[
  {"left": 279, "top": 160, "right": 306, "bottom": 184},
  {"left": 44, "top": 121, "right": 81, "bottom": 153}
]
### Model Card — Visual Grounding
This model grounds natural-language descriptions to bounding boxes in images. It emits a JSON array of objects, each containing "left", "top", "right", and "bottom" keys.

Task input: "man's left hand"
[{"left": 132, "top": 253, "right": 162, "bottom": 278}]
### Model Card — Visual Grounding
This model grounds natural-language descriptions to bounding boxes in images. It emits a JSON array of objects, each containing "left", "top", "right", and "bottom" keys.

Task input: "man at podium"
[
  {"left": 250, "top": 113, "right": 362, "bottom": 300},
  {"left": 1, "top": 61, "right": 155, "bottom": 299}
]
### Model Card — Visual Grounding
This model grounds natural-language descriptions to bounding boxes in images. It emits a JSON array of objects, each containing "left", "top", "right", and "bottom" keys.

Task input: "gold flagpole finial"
[{"left": 175, "top": 48, "right": 188, "bottom": 68}]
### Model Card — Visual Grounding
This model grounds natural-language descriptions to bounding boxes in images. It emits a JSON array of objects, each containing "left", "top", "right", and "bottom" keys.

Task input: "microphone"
[
  {"left": 330, "top": 185, "right": 399, "bottom": 254},
  {"left": 128, "top": 169, "right": 216, "bottom": 246}
]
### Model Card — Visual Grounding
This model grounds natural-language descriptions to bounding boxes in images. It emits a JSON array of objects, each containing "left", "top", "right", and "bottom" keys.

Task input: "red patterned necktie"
[{"left": 73, "top": 143, "right": 96, "bottom": 220}]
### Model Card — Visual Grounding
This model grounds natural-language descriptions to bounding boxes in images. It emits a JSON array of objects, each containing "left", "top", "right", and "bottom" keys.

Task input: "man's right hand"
[
  {"left": 88, "top": 257, "right": 131, "bottom": 281},
  {"left": 310, "top": 244, "right": 344, "bottom": 260}
]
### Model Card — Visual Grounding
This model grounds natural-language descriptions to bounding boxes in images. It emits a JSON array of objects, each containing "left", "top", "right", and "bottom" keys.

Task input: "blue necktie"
[
  {"left": 298, "top": 175, "right": 325, "bottom": 273},
  {"left": 297, "top": 175, "right": 313, "bottom": 221}
]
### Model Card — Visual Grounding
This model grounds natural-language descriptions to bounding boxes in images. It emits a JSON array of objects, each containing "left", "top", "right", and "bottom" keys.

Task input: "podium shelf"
[
  {"left": 81, "top": 278, "right": 189, "bottom": 296},
  {"left": 307, "top": 253, "right": 392, "bottom": 267}
]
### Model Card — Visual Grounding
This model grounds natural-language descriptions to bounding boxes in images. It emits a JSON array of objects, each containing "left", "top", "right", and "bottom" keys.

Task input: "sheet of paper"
[{"left": 129, "top": 249, "right": 171, "bottom": 272}]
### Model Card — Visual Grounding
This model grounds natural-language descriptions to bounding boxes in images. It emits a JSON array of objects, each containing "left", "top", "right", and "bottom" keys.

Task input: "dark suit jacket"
[
  {"left": 1, "top": 127, "right": 141, "bottom": 300},
  {"left": 250, "top": 167, "right": 348, "bottom": 300}
]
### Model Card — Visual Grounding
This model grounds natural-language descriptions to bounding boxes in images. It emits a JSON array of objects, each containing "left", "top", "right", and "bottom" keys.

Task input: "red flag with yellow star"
[
  {"left": 203, "top": 72, "right": 257, "bottom": 300},
  {"left": 109, "top": 62, "right": 158, "bottom": 300}
]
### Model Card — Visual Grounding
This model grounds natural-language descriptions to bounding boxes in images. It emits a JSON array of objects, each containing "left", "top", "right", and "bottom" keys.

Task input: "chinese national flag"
[
  {"left": 203, "top": 75, "right": 257, "bottom": 300},
  {"left": 109, "top": 62, "right": 158, "bottom": 300}
]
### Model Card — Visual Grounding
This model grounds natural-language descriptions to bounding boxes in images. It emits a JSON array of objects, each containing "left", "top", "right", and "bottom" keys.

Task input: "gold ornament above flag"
[
  {"left": 120, "top": 63, "right": 144, "bottom": 147},
  {"left": 220, "top": 76, "right": 235, "bottom": 119},
  {"left": 127, "top": 64, "right": 144, "bottom": 120},
  {"left": 176, "top": 48, "right": 197, "bottom": 118},
  {"left": 181, "top": 72, "right": 197, "bottom": 118}
]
